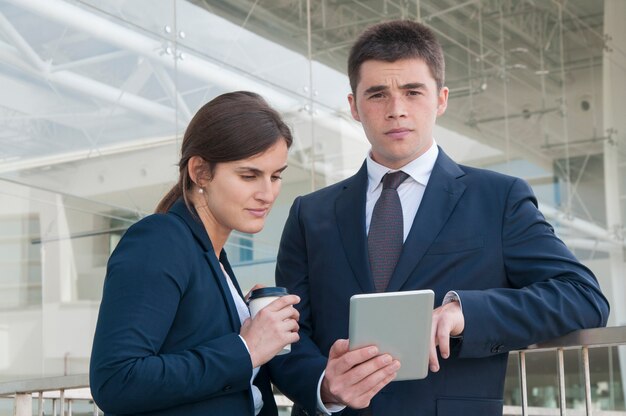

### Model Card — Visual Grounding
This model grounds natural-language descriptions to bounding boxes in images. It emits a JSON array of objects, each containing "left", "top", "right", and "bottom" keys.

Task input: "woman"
[{"left": 90, "top": 91, "right": 300, "bottom": 415}]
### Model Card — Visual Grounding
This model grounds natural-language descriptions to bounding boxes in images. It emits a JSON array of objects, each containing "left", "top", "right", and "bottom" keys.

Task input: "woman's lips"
[{"left": 246, "top": 208, "right": 268, "bottom": 218}]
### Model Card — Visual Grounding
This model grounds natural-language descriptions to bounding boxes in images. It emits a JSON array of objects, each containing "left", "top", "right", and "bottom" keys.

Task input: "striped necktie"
[{"left": 368, "top": 171, "right": 409, "bottom": 292}]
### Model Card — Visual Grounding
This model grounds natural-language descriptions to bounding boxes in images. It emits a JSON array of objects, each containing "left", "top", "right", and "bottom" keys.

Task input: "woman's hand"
[
  {"left": 244, "top": 284, "right": 265, "bottom": 302},
  {"left": 240, "top": 294, "right": 300, "bottom": 368}
]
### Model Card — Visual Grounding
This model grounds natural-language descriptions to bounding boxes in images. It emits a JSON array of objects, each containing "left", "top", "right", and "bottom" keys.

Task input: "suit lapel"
[
  {"left": 386, "top": 149, "right": 467, "bottom": 292},
  {"left": 220, "top": 250, "right": 245, "bottom": 300},
  {"left": 169, "top": 199, "right": 242, "bottom": 331},
  {"left": 203, "top": 252, "right": 242, "bottom": 331},
  {"left": 336, "top": 162, "right": 375, "bottom": 293}
]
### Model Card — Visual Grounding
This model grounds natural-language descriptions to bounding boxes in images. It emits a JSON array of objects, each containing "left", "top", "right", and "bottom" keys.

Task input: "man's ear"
[
  {"left": 436, "top": 86, "right": 449, "bottom": 117},
  {"left": 348, "top": 93, "right": 361, "bottom": 122}
]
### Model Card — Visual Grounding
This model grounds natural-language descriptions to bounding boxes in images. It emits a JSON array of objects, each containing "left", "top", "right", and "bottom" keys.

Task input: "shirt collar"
[{"left": 366, "top": 140, "right": 439, "bottom": 192}]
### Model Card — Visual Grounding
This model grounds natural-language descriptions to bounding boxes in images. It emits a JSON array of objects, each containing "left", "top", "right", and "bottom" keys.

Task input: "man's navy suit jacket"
[
  {"left": 269, "top": 149, "right": 609, "bottom": 416},
  {"left": 90, "top": 199, "right": 278, "bottom": 415}
]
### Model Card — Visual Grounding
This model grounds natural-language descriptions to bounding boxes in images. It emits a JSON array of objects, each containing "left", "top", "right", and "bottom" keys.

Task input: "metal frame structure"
[{"left": 0, "top": 0, "right": 621, "bottom": 252}]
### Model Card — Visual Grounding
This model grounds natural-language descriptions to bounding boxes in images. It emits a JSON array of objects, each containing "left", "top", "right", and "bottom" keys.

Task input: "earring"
[{"left": 198, "top": 188, "right": 204, "bottom": 194}]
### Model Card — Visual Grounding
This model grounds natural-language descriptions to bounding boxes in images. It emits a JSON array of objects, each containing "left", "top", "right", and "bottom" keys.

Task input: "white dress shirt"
[
  {"left": 365, "top": 141, "right": 439, "bottom": 242},
  {"left": 220, "top": 263, "right": 264, "bottom": 416}
]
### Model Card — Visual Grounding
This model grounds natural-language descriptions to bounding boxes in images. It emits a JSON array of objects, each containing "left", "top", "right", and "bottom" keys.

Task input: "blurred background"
[{"left": 0, "top": 0, "right": 624, "bottom": 414}]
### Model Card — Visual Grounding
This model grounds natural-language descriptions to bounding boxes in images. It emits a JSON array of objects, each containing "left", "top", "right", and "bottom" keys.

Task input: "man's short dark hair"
[{"left": 348, "top": 20, "right": 445, "bottom": 94}]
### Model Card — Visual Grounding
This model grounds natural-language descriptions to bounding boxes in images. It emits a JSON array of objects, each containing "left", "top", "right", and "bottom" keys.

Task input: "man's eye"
[
  {"left": 271, "top": 176, "right": 283, "bottom": 182},
  {"left": 241, "top": 175, "right": 255, "bottom": 180}
]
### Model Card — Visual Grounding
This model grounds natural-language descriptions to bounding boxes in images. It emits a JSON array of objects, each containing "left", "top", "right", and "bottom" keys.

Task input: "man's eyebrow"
[
  {"left": 363, "top": 83, "right": 426, "bottom": 95},
  {"left": 363, "top": 85, "right": 388, "bottom": 95},
  {"left": 400, "top": 82, "right": 426, "bottom": 90}
]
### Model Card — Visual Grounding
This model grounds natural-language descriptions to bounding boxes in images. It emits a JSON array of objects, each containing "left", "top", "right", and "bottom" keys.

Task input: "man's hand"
[
  {"left": 429, "top": 300, "right": 464, "bottom": 372},
  {"left": 320, "top": 339, "right": 400, "bottom": 409}
]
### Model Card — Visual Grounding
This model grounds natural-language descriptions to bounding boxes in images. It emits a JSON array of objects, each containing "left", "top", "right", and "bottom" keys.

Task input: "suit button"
[
  {"left": 491, "top": 345, "right": 503, "bottom": 353},
  {"left": 223, "top": 385, "right": 232, "bottom": 392}
]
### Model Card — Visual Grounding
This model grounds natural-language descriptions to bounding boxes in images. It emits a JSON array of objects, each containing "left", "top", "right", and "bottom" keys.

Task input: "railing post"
[
  {"left": 13, "top": 393, "right": 32, "bottom": 416},
  {"left": 60, "top": 389, "right": 65, "bottom": 416},
  {"left": 519, "top": 351, "right": 528, "bottom": 416},
  {"left": 582, "top": 346, "right": 593, "bottom": 416},
  {"left": 38, "top": 391, "right": 44, "bottom": 416},
  {"left": 557, "top": 348, "right": 566, "bottom": 416}
]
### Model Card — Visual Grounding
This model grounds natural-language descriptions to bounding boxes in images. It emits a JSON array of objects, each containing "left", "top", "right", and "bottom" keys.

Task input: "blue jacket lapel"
[
  {"left": 386, "top": 149, "right": 467, "bottom": 292},
  {"left": 336, "top": 162, "right": 375, "bottom": 293},
  {"left": 219, "top": 250, "right": 245, "bottom": 300},
  {"left": 169, "top": 199, "right": 242, "bottom": 331},
  {"left": 202, "top": 252, "right": 242, "bottom": 331}
]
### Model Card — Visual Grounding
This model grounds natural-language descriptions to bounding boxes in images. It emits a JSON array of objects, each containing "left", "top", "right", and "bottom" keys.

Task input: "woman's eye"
[
  {"left": 241, "top": 175, "right": 256, "bottom": 180},
  {"left": 271, "top": 176, "right": 282, "bottom": 182}
]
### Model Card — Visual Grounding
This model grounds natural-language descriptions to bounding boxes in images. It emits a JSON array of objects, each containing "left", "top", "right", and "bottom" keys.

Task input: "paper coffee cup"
[{"left": 248, "top": 287, "right": 291, "bottom": 355}]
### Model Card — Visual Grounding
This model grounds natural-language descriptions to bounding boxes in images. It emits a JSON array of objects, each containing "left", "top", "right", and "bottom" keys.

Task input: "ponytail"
[{"left": 155, "top": 182, "right": 182, "bottom": 213}]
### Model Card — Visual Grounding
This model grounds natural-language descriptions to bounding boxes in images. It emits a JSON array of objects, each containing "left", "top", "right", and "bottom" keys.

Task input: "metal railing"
[
  {"left": 511, "top": 326, "right": 626, "bottom": 416},
  {"left": 0, "top": 374, "right": 95, "bottom": 416},
  {"left": 1, "top": 326, "right": 625, "bottom": 416}
]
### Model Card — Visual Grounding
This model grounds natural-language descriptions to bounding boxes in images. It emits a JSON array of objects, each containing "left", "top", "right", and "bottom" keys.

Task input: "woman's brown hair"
[{"left": 155, "top": 91, "right": 293, "bottom": 213}]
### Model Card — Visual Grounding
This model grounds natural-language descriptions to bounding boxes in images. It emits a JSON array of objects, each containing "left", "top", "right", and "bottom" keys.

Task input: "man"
[{"left": 269, "top": 20, "right": 609, "bottom": 416}]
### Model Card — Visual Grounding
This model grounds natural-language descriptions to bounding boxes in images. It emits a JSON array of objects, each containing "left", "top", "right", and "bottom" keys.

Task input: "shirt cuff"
[
  {"left": 443, "top": 290, "right": 462, "bottom": 310},
  {"left": 238, "top": 335, "right": 259, "bottom": 372},
  {"left": 316, "top": 370, "right": 346, "bottom": 414},
  {"left": 442, "top": 291, "right": 464, "bottom": 339}
]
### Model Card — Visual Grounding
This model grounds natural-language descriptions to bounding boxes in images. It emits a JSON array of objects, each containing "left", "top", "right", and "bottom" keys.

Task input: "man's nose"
[{"left": 385, "top": 96, "right": 407, "bottom": 119}]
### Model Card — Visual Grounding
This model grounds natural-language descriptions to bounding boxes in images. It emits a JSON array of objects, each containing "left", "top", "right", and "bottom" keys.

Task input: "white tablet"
[{"left": 348, "top": 289, "right": 434, "bottom": 381}]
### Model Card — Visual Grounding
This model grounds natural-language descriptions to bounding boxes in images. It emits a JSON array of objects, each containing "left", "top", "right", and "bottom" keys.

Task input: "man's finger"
[
  {"left": 347, "top": 353, "right": 393, "bottom": 384},
  {"left": 437, "top": 325, "right": 451, "bottom": 359},
  {"left": 429, "top": 315, "right": 440, "bottom": 372},
  {"left": 362, "top": 364, "right": 399, "bottom": 400},
  {"left": 333, "top": 345, "right": 380, "bottom": 375},
  {"left": 349, "top": 359, "right": 401, "bottom": 408},
  {"left": 328, "top": 339, "right": 350, "bottom": 360}
]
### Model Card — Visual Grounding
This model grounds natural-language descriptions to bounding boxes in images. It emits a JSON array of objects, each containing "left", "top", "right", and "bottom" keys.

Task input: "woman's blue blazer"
[{"left": 90, "top": 199, "right": 277, "bottom": 415}]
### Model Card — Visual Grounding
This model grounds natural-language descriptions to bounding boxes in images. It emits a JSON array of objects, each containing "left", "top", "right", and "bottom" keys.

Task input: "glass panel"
[
  {"left": 590, "top": 346, "right": 626, "bottom": 411},
  {"left": 0, "top": 3, "right": 624, "bottom": 412},
  {"left": 78, "top": 0, "right": 176, "bottom": 40},
  {"left": 178, "top": 1, "right": 310, "bottom": 103},
  {"left": 0, "top": 178, "right": 138, "bottom": 382},
  {"left": 0, "top": 0, "right": 179, "bottom": 213},
  {"left": 526, "top": 351, "right": 560, "bottom": 409},
  {"left": 504, "top": 351, "right": 522, "bottom": 406},
  {"left": 0, "top": 399, "right": 13, "bottom": 416},
  {"left": 173, "top": 1, "right": 318, "bottom": 293},
  {"left": 505, "top": 348, "right": 626, "bottom": 411},
  {"left": 0, "top": 212, "right": 40, "bottom": 309}
]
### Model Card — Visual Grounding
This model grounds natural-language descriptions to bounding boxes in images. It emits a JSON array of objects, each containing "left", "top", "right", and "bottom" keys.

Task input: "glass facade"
[{"left": 0, "top": 0, "right": 624, "bottom": 413}]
